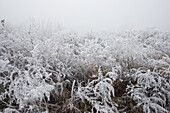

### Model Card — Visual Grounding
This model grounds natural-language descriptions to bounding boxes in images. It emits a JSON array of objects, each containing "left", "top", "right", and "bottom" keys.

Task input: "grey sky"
[{"left": 0, "top": 0, "right": 170, "bottom": 32}]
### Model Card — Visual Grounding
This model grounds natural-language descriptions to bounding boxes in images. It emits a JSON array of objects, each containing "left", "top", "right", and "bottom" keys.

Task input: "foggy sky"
[{"left": 0, "top": 0, "right": 170, "bottom": 32}]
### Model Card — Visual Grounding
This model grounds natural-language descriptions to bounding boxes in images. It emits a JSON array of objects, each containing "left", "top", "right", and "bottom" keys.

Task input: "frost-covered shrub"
[
  {"left": 0, "top": 53, "right": 55, "bottom": 112},
  {"left": 72, "top": 67, "right": 119, "bottom": 113},
  {"left": 127, "top": 68, "right": 170, "bottom": 113},
  {"left": 0, "top": 27, "right": 74, "bottom": 112}
]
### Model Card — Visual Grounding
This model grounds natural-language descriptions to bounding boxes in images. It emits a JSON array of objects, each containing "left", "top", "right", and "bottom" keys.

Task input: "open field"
[{"left": 0, "top": 24, "right": 170, "bottom": 113}]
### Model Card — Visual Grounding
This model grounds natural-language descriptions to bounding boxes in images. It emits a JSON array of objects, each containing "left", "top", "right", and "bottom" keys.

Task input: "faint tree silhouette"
[{"left": 1, "top": 19, "right": 5, "bottom": 27}]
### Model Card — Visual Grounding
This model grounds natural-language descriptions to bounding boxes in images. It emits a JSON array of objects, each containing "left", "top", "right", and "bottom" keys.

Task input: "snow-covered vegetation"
[{"left": 0, "top": 22, "right": 170, "bottom": 113}]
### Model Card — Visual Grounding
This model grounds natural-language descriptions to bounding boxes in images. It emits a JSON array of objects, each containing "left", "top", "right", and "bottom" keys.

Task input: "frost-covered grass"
[{"left": 0, "top": 23, "right": 170, "bottom": 113}]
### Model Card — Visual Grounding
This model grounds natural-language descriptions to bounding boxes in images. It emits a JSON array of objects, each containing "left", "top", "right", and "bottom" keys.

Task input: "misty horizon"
[{"left": 1, "top": 0, "right": 170, "bottom": 32}]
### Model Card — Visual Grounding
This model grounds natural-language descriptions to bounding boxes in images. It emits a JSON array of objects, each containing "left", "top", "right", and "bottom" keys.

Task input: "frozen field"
[{"left": 0, "top": 23, "right": 170, "bottom": 113}]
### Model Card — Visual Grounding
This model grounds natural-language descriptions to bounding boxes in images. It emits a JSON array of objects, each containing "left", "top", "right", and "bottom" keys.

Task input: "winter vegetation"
[{"left": 0, "top": 21, "right": 170, "bottom": 113}]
